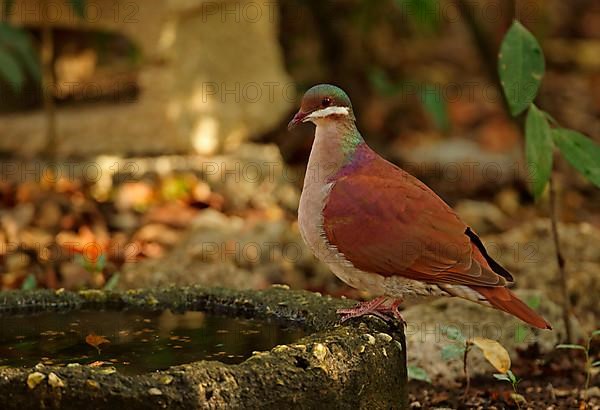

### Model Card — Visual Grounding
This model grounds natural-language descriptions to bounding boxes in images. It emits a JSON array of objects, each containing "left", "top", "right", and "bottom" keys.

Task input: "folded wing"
[{"left": 323, "top": 160, "right": 506, "bottom": 287}]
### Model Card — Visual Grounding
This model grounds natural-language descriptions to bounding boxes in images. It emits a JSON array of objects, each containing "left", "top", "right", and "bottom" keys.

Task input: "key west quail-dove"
[{"left": 289, "top": 84, "right": 551, "bottom": 329}]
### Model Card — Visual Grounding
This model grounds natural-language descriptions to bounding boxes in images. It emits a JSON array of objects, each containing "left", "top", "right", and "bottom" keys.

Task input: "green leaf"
[
  {"left": 441, "top": 343, "right": 466, "bottom": 361},
  {"left": 591, "top": 360, "right": 600, "bottom": 367},
  {"left": 69, "top": 0, "right": 86, "bottom": 18},
  {"left": 498, "top": 21, "right": 545, "bottom": 116},
  {"left": 103, "top": 273, "right": 120, "bottom": 291},
  {"left": 552, "top": 128, "right": 600, "bottom": 188},
  {"left": 96, "top": 253, "right": 106, "bottom": 271},
  {"left": 407, "top": 365, "right": 431, "bottom": 383},
  {"left": 444, "top": 326, "right": 465, "bottom": 342},
  {"left": 421, "top": 84, "right": 450, "bottom": 132},
  {"left": 493, "top": 373, "right": 511, "bottom": 382},
  {"left": 0, "top": 23, "right": 41, "bottom": 81},
  {"left": 556, "top": 344, "right": 586, "bottom": 351},
  {"left": 21, "top": 273, "right": 37, "bottom": 291},
  {"left": 592, "top": 330, "right": 600, "bottom": 337},
  {"left": 506, "top": 369, "right": 519, "bottom": 385},
  {"left": 525, "top": 104, "right": 553, "bottom": 198},
  {"left": 0, "top": 48, "right": 24, "bottom": 91}
]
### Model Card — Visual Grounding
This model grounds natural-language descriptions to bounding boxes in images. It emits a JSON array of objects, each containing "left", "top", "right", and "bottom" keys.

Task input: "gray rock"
[
  {"left": 120, "top": 208, "right": 328, "bottom": 292},
  {"left": 203, "top": 143, "right": 301, "bottom": 213},
  {"left": 395, "top": 139, "right": 522, "bottom": 194},
  {"left": 454, "top": 200, "right": 508, "bottom": 234}
]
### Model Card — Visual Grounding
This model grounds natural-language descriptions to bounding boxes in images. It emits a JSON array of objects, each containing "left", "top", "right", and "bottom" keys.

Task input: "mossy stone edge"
[{"left": 0, "top": 286, "right": 408, "bottom": 409}]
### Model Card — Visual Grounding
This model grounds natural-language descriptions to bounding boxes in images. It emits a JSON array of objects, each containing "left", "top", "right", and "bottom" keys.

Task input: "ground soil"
[{"left": 408, "top": 345, "right": 599, "bottom": 409}]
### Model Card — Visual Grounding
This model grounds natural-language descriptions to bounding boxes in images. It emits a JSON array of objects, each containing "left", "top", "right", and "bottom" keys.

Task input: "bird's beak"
[{"left": 287, "top": 110, "right": 308, "bottom": 130}]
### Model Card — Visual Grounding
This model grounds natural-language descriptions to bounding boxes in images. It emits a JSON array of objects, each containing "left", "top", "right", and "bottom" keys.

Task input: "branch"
[
  {"left": 462, "top": 341, "right": 472, "bottom": 398},
  {"left": 549, "top": 174, "right": 572, "bottom": 342}
]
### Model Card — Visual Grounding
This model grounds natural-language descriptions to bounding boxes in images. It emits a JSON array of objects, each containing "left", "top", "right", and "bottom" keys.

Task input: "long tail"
[{"left": 472, "top": 286, "right": 552, "bottom": 330}]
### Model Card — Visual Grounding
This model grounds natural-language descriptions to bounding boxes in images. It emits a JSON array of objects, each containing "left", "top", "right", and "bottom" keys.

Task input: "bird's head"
[{"left": 288, "top": 84, "right": 354, "bottom": 130}]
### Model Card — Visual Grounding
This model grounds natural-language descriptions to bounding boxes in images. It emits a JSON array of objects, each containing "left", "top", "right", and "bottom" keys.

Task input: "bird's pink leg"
[
  {"left": 381, "top": 298, "right": 405, "bottom": 323},
  {"left": 336, "top": 296, "right": 405, "bottom": 324}
]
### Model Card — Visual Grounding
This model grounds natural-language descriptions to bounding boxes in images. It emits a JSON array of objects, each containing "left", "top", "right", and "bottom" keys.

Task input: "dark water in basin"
[{"left": 0, "top": 310, "right": 307, "bottom": 375}]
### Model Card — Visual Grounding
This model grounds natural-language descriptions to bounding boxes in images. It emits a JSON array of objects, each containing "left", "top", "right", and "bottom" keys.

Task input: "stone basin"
[{"left": 0, "top": 286, "right": 407, "bottom": 409}]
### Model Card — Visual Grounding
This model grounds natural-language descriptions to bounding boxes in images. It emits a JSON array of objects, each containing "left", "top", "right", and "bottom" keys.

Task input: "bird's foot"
[{"left": 337, "top": 297, "right": 405, "bottom": 325}]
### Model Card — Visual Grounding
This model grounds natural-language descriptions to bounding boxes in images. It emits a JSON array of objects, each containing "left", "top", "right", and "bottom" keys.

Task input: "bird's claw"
[{"left": 336, "top": 297, "right": 405, "bottom": 325}]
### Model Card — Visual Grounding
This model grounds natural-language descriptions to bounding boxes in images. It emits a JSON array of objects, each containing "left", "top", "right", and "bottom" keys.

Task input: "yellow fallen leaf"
[{"left": 471, "top": 337, "right": 511, "bottom": 373}]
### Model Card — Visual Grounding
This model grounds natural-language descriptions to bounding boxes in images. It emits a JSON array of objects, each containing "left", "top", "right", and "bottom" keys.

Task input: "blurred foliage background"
[
  {"left": 0, "top": 0, "right": 599, "bottom": 340},
  {"left": 0, "top": 1, "right": 599, "bottom": 401}
]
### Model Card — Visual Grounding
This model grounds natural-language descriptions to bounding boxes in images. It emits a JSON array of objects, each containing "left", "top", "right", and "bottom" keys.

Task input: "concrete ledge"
[{"left": 0, "top": 286, "right": 408, "bottom": 409}]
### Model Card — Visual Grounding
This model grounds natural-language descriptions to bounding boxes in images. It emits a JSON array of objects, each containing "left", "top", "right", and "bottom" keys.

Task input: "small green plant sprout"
[
  {"left": 20, "top": 273, "right": 37, "bottom": 291},
  {"left": 76, "top": 252, "right": 107, "bottom": 274},
  {"left": 441, "top": 326, "right": 470, "bottom": 393},
  {"left": 556, "top": 329, "right": 600, "bottom": 407},
  {"left": 493, "top": 370, "right": 526, "bottom": 409},
  {"left": 103, "top": 272, "right": 121, "bottom": 291},
  {"left": 75, "top": 251, "right": 107, "bottom": 288},
  {"left": 407, "top": 365, "right": 431, "bottom": 383},
  {"left": 441, "top": 327, "right": 515, "bottom": 400}
]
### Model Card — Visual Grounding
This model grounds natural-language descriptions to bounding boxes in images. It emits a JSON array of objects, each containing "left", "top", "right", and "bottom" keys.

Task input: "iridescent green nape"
[{"left": 336, "top": 121, "right": 363, "bottom": 159}]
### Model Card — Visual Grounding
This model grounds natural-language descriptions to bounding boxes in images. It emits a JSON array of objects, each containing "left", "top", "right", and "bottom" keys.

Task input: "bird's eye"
[{"left": 321, "top": 97, "right": 332, "bottom": 107}]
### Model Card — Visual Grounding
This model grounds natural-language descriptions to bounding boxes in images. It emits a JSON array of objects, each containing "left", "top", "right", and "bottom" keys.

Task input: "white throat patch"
[{"left": 304, "top": 106, "right": 350, "bottom": 121}]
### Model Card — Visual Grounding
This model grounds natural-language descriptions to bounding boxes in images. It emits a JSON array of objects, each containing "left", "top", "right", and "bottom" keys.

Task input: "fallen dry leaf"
[
  {"left": 56, "top": 226, "right": 109, "bottom": 264},
  {"left": 86, "top": 333, "right": 110, "bottom": 354},
  {"left": 471, "top": 336, "right": 511, "bottom": 373},
  {"left": 144, "top": 203, "right": 198, "bottom": 228}
]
